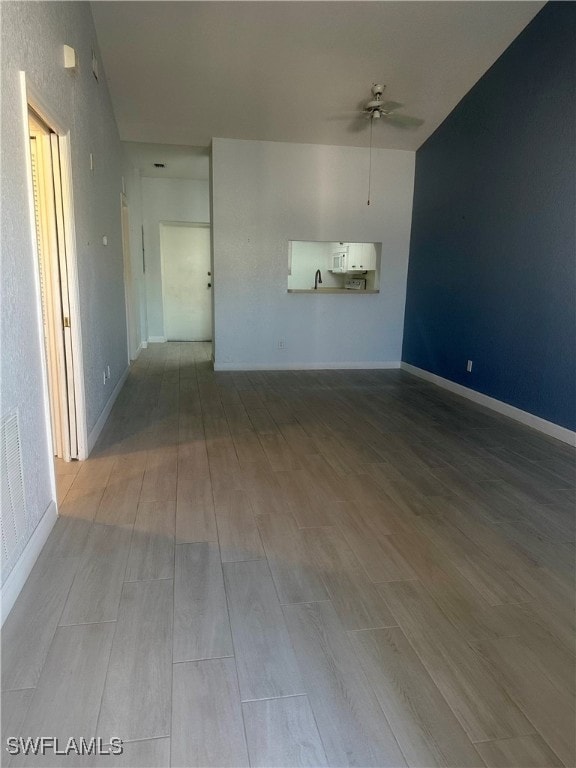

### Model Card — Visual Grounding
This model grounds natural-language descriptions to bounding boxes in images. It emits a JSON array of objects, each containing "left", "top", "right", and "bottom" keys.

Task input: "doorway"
[
  {"left": 160, "top": 223, "right": 212, "bottom": 341},
  {"left": 28, "top": 109, "right": 80, "bottom": 461}
]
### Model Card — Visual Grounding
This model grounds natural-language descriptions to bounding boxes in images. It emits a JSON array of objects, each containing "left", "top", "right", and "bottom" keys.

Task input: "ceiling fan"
[
  {"left": 341, "top": 83, "right": 424, "bottom": 205},
  {"left": 361, "top": 83, "right": 424, "bottom": 128}
]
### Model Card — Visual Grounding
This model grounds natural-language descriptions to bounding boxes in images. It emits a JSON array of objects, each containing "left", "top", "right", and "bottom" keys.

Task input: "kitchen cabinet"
[{"left": 346, "top": 243, "right": 377, "bottom": 272}]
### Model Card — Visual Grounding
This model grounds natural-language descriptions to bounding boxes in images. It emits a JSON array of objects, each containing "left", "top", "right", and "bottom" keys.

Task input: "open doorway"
[
  {"left": 28, "top": 108, "right": 80, "bottom": 462},
  {"left": 160, "top": 222, "right": 212, "bottom": 341}
]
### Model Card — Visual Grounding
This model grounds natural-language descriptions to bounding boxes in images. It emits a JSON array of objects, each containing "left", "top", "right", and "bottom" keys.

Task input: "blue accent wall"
[{"left": 402, "top": 3, "right": 576, "bottom": 431}]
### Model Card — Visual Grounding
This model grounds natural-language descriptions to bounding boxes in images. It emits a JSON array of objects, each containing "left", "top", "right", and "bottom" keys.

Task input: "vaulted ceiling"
[{"left": 91, "top": 1, "right": 544, "bottom": 152}]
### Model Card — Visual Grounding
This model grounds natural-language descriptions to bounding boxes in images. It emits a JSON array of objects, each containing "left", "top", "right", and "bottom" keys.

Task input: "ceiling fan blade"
[
  {"left": 379, "top": 100, "right": 404, "bottom": 113},
  {"left": 383, "top": 112, "right": 424, "bottom": 127}
]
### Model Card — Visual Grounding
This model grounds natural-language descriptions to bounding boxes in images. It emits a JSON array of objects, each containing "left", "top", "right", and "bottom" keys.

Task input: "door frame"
[
  {"left": 20, "top": 71, "right": 88, "bottom": 462},
  {"left": 121, "top": 192, "right": 140, "bottom": 361},
  {"left": 159, "top": 221, "right": 212, "bottom": 342}
]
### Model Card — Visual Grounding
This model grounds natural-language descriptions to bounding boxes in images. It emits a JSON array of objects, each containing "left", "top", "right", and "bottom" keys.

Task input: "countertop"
[{"left": 287, "top": 288, "right": 379, "bottom": 294}]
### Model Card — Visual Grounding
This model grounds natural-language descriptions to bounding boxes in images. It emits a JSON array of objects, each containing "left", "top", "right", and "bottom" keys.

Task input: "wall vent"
[{"left": 1, "top": 409, "right": 28, "bottom": 585}]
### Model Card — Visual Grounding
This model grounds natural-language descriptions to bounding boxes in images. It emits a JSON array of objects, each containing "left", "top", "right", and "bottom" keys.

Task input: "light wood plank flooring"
[{"left": 2, "top": 342, "right": 574, "bottom": 767}]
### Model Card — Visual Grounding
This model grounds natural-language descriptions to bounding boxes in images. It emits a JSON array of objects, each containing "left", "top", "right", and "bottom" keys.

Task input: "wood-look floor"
[{"left": 2, "top": 342, "right": 575, "bottom": 767}]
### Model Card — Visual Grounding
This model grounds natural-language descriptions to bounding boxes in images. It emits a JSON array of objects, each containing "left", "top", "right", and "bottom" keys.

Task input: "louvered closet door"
[
  {"left": 49, "top": 134, "right": 78, "bottom": 459},
  {"left": 29, "top": 130, "right": 72, "bottom": 459},
  {"left": 30, "top": 135, "right": 60, "bottom": 457}
]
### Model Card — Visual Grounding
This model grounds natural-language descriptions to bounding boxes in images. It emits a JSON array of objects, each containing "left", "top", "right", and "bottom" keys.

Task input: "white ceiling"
[
  {"left": 123, "top": 141, "right": 210, "bottom": 179},
  {"left": 92, "top": 1, "right": 544, "bottom": 152}
]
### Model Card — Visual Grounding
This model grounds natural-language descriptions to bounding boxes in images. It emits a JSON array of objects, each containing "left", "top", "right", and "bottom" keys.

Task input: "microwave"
[{"left": 331, "top": 250, "right": 348, "bottom": 273}]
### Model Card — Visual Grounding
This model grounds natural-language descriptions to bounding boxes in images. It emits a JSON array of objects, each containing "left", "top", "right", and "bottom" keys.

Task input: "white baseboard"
[
  {"left": 130, "top": 342, "right": 143, "bottom": 361},
  {"left": 141, "top": 341, "right": 148, "bottom": 349},
  {"left": 1, "top": 500, "right": 58, "bottom": 625},
  {"left": 214, "top": 361, "right": 401, "bottom": 371},
  {"left": 87, "top": 365, "right": 130, "bottom": 454},
  {"left": 148, "top": 336, "right": 166, "bottom": 343},
  {"left": 401, "top": 362, "right": 576, "bottom": 446}
]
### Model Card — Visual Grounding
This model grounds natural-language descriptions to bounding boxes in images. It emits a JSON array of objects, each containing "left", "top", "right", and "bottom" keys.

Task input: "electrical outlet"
[
  {"left": 466, "top": 360, "right": 473, "bottom": 373},
  {"left": 277, "top": 339, "right": 287, "bottom": 350},
  {"left": 103, "top": 370, "right": 107, "bottom": 385}
]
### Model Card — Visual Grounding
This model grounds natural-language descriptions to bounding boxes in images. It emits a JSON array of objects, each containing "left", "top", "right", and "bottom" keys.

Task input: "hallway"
[{"left": 2, "top": 342, "right": 574, "bottom": 767}]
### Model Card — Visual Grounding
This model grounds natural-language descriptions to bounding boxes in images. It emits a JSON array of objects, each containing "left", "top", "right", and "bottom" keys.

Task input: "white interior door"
[
  {"left": 49, "top": 134, "right": 78, "bottom": 458},
  {"left": 160, "top": 223, "right": 212, "bottom": 341},
  {"left": 29, "top": 110, "right": 79, "bottom": 461},
  {"left": 29, "top": 129, "right": 65, "bottom": 458}
]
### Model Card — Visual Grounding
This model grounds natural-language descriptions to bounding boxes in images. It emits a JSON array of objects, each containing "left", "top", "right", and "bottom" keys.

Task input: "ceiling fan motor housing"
[{"left": 366, "top": 84, "right": 386, "bottom": 116}]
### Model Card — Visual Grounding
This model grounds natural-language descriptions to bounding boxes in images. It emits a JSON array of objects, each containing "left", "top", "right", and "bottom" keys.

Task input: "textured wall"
[
  {"left": 1, "top": 2, "right": 125, "bottom": 584},
  {"left": 211, "top": 138, "right": 415, "bottom": 368},
  {"left": 141, "top": 177, "right": 210, "bottom": 339},
  {"left": 402, "top": 3, "right": 576, "bottom": 431}
]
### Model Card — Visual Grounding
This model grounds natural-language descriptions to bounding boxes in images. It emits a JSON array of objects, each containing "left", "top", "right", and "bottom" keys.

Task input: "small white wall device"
[{"left": 63, "top": 45, "right": 76, "bottom": 70}]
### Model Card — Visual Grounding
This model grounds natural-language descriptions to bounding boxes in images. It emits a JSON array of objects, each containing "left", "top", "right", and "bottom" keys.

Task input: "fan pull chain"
[{"left": 367, "top": 117, "right": 373, "bottom": 206}]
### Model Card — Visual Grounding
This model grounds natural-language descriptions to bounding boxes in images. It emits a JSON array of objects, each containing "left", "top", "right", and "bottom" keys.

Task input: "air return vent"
[{"left": 1, "top": 410, "right": 28, "bottom": 584}]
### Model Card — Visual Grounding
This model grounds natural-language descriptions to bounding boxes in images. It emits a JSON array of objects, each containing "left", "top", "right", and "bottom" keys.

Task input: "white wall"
[
  {"left": 211, "top": 138, "right": 415, "bottom": 369},
  {"left": 1, "top": 2, "right": 125, "bottom": 604},
  {"left": 141, "top": 177, "right": 209, "bottom": 339}
]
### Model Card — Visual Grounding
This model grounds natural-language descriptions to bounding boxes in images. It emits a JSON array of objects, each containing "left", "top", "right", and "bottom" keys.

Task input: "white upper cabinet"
[{"left": 346, "top": 243, "right": 377, "bottom": 272}]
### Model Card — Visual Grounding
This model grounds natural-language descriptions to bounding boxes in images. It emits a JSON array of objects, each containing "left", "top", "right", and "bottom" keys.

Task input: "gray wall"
[
  {"left": 1, "top": 2, "right": 125, "bottom": 588},
  {"left": 211, "top": 138, "right": 415, "bottom": 369}
]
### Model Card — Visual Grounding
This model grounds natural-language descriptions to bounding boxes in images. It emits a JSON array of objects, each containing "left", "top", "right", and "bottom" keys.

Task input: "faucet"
[{"left": 314, "top": 269, "right": 323, "bottom": 290}]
